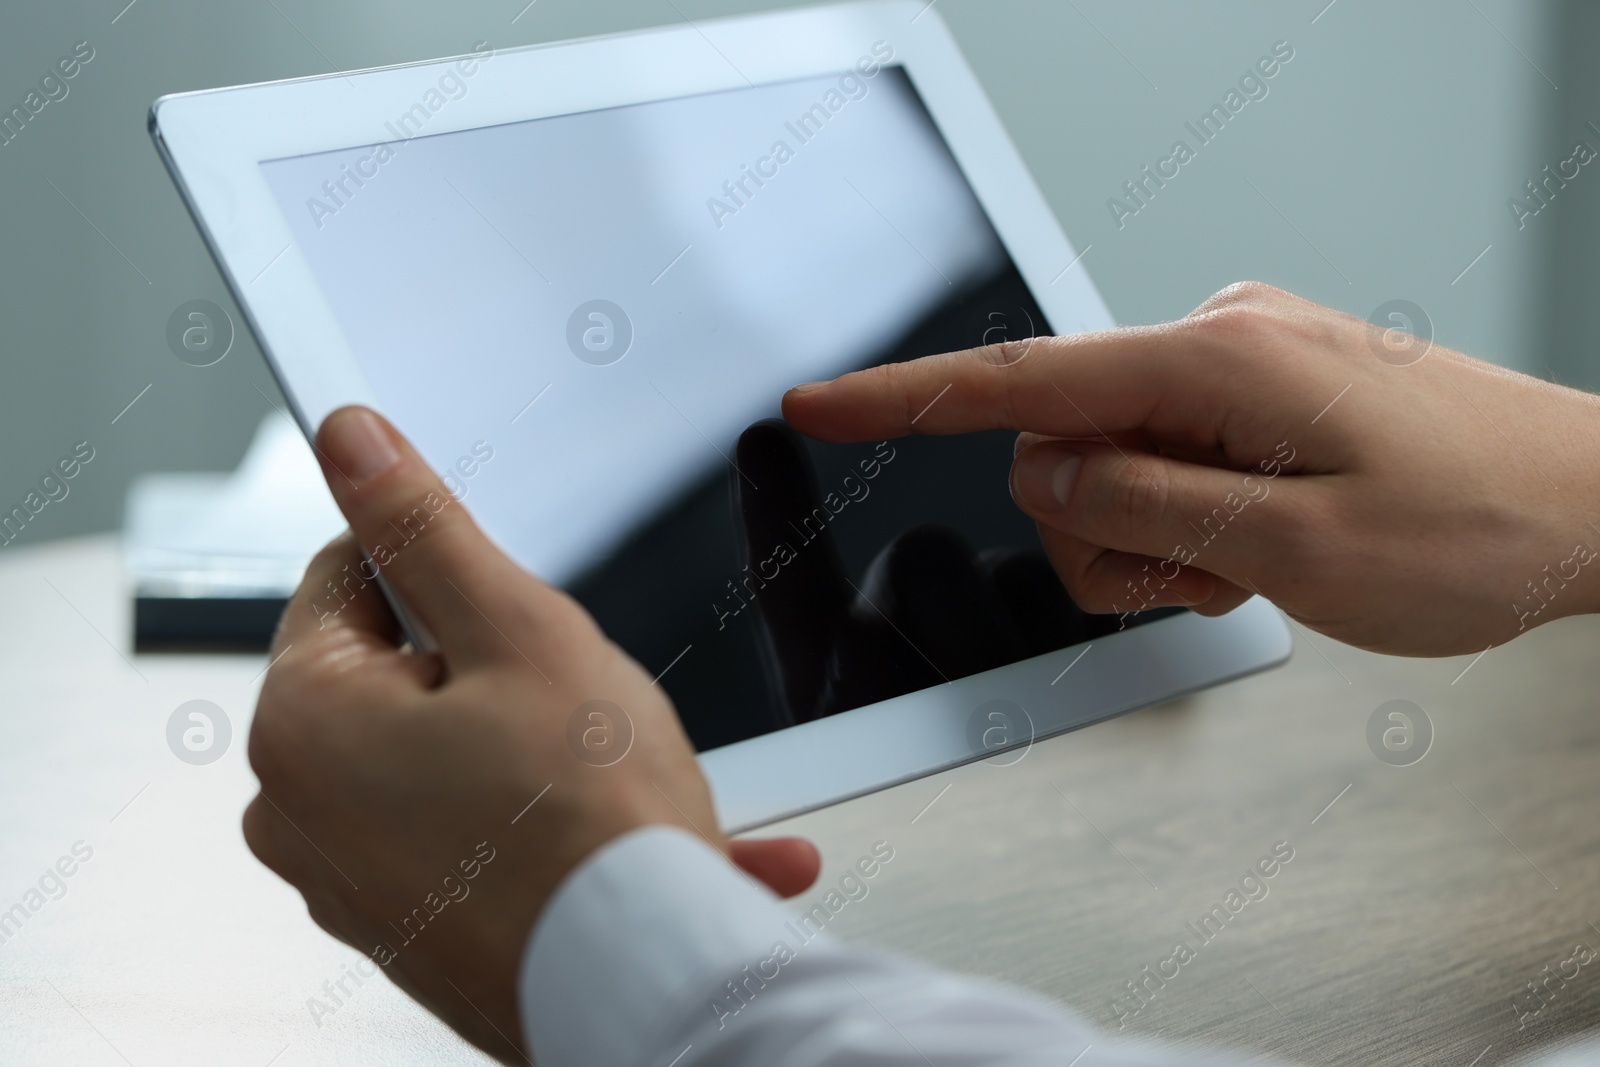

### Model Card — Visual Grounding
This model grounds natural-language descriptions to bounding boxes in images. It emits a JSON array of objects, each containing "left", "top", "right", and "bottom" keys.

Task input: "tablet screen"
[{"left": 259, "top": 61, "right": 1173, "bottom": 750}]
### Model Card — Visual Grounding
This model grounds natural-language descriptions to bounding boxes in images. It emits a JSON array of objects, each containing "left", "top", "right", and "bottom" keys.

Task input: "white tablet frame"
[{"left": 151, "top": 0, "right": 1291, "bottom": 832}]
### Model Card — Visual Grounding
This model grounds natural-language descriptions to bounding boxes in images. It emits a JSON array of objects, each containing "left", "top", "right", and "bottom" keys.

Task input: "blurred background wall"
[
  {"left": 1543, "top": 0, "right": 1600, "bottom": 393},
  {"left": 0, "top": 0, "right": 1587, "bottom": 545}
]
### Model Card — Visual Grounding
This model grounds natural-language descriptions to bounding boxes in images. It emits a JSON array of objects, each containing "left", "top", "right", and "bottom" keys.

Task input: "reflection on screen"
[{"left": 260, "top": 63, "right": 1171, "bottom": 751}]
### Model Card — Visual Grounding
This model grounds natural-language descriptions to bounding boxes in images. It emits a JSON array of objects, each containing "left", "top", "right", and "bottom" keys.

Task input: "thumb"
[
  {"left": 313, "top": 406, "right": 562, "bottom": 669},
  {"left": 1010, "top": 439, "right": 1311, "bottom": 584},
  {"left": 729, "top": 836, "right": 822, "bottom": 898}
]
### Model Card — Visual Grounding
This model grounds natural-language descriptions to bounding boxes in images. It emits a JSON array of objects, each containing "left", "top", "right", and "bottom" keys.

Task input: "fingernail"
[
  {"left": 1013, "top": 444, "right": 1083, "bottom": 510},
  {"left": 321, "top": 407, "right": 400, "bottom": 487},
  {"left": 787, "top": 382, "right": 826, "bottom": 397}
]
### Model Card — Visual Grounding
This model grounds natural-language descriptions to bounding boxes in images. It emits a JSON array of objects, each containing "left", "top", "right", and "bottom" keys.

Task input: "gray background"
[{"left": 0, "top": 0, "right": 1592, "bottom": 545}]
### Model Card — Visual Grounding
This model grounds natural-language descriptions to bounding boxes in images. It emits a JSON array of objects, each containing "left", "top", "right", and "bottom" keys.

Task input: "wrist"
[{"left": 1517, "top": 385, "right": 1600, "bottom": 624}]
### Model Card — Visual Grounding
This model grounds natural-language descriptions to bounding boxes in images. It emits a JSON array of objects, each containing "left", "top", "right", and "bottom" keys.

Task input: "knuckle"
[
  {"left": 1100, "top": 455, "right": 1172, "bottom": 532},
  {"left": 306, "top": 530, "right": 360, "bottom": 575},
  {"left": 1195, "top": 280, "right": 1283, "bottom": 313},
  {"left": 1036, "top": 530, "right": 1113, "bottom": 613},
  {"left": 1058, "top": 571, "right": 1103, "bottom": 612},
  {"left": 879, "top": 361, "right": 926, "bottom": 431},
  {"left": 304, "top": 899, "right": 356, "bottom": 946},
  {"left": 967, "top": 341, "right": 1053, "bottom": 429},
  {"left": 248, "top": 667, "right": 326, "bottom": 785},
  {"left": 246, "top": 698, "right": 292, "bottom": 786},
  {"left": 241, "top": 798, "right": 281, "bottom": 869},
  {"left": 275, "top": 533, "right": 363, "bottom": 641},
  {"left": 1183, "top": 302, "right": 1280, "bottom": 357},
  {"left": 1066, "top": 558, "right": 1125, "bottom": 616},
  {"left": 974, "top": 336, "right": 1034, "bottom": 369},
  {"left": 886, "top": 355, "right": 962, "bottom": 429}
]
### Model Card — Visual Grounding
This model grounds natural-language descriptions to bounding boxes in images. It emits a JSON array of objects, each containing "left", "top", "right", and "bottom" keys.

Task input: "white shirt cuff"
[{"left": 518, "top": 825, "right": 801, "bottom": 1067}]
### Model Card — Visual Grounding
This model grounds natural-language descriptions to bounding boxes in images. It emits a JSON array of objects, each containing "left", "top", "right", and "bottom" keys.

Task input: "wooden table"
[{"left": 2, "top": 536, "right": 1596, "bottom": 1065}]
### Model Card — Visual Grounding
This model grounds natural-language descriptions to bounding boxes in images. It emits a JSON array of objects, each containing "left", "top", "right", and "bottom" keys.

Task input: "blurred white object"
[{"left": 124, "top": 415, "right": 344, "bottom": 647}]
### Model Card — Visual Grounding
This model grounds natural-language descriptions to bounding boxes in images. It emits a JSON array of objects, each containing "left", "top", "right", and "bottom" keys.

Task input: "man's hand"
[
  {"left": 783, "top": 282, "right": 1600, "bottom": 656},
  {"left": 244, "top": 407, "right": 818, "bottom": 1064}
]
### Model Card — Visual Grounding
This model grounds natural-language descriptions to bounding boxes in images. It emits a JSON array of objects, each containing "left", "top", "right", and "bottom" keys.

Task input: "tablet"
[{"left": 150, "top": 0, "right": 1291, "bottom": 830}]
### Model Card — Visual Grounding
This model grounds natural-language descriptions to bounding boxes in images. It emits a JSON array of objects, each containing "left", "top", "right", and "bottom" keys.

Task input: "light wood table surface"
[{"left": 2, "top": 536, "right": 1597, "bottom": 1065}]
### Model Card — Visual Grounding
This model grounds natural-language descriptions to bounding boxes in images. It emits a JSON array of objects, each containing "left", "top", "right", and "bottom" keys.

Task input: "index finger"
[
  {"left": 261, "top": 531, "right": 440, "bottom": 705},
  {"left": 272, "top": 530, "right": 402, "bottom": 656},
  {"left": 782, "top": 323, "right": 1204, "bottom": 444}
]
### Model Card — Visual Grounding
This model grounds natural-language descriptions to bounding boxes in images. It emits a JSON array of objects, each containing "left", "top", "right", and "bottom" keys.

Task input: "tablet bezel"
[{"left": 150, "top": 0, "right": 1292, "bottom": 831}]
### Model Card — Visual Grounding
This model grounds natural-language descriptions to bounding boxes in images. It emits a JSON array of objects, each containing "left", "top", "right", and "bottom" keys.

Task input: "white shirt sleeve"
[{"left": 519, "top": 825, "right": 1270, "bottom": 1067}]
